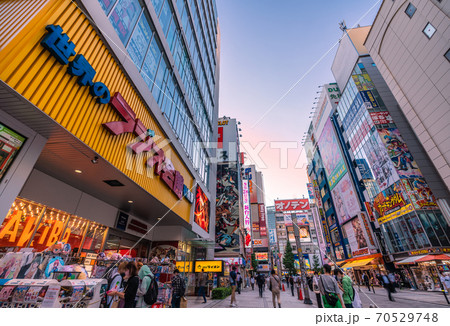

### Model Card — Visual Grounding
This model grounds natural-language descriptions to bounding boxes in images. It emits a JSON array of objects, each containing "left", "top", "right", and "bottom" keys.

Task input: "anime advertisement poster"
[
  {"left": 0, "top": 252, "right": 31, "bottom": 279},
  {"left": 283, "top": 213, "right": 293, "bottom": 226},
  {"left": 242, "top": 180, "right": 252, "bottom": 248},
  {"left": 352, "top": 73, "right": 375, "bottom": 91},
  {"left": 318, "top": 119, "right": 347, "bottom": 190},
  {"left": 378, "top": 128, "right": 423, "bottom": 179},
  {"left": 330, "top": 173, "right": 360, "bottom": 225},
  {"left": 215, "top": 163, "right": 240, "bottom": 255},
  {"left": 296, "top": 214, "right": 309, "bottom": 226},
  {"left": 401, "top": 178, "right": 438, "bottom": 210},
  {"left": 194, "top": 186, "right": 210, "bottom": 233},
  {"left": 307, "top": 183, "right": 314, "bottom": 199},
  {"left": 363, "top": 133, "right": 399, "bottom": 191},
  {"left": 299, "top": 226, "right": 311, "bottom": 243},
  {"left": 373, "top": 181, "right": 414, "bottom": 224}
]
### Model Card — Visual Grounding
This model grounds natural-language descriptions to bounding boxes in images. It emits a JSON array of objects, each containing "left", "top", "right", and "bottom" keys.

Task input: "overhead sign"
[
  {"left": 253, "top": 238, "right": 268, "bottom": 247},
  {"left": 275, "top": 199, "right": 310, "bottom": 212},
  {"left": 242, "top": 180, "right": 252, "bottom": 248},
  {"left": 255, "top": 253, "right": 268, "bottom": 261},
  {"left": 194, "top": 261, "right": 223, "bottom": 273}
]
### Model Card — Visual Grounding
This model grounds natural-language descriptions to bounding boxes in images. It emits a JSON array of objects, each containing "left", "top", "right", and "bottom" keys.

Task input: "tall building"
[
  {"left": 0, "top": 0, "right": 220, "bottom": 263},
  {"left": 365, "top": 0, "right": 450, "bottom": 213}
]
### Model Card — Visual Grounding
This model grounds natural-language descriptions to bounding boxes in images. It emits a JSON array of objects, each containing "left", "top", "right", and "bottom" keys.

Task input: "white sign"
[{"left": 242, "top": 180, "right": 251, "bottom": 248}]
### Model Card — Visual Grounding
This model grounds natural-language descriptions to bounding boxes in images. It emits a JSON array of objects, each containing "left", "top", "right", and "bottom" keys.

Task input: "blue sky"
[{"left": 216, "top": 0, "right": 381, "bottom": 205}]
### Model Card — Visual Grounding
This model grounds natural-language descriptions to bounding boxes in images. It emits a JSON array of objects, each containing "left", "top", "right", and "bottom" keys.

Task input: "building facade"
[
  {"left": 0, "top": 0, "right": 220, "bottom": 263},
  {"left": 365, "top": 0, "right": 450, "bottom": 211}
]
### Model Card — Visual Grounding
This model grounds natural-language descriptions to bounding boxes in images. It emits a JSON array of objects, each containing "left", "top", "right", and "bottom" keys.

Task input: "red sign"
[
  {"left": 258, "top": 204, "right": 267, "bottom": 236},
  {"left": 194, "top": 186, "right": 210, "bottom": 232},
  {"left": 103, "top": 92, "right": 184, "bottom": 199},
  {"left": 369, "top": 111, "right": 393, "bottom": 125},
  {"left": 127, "top": 219, "right": 148, "bottom": 235},
  {"left": 218, "top": 126, "right": 223, "bottom": 149},
  {"left": 274, "top": 199, "right": 310, "bottom": 212}
]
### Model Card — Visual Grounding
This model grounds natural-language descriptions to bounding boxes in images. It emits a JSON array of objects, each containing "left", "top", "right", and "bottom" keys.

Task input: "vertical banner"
[
  {"left": 307, "top": 183, "right": 314, "bottom": 199},
  {"left": 258, "top": 204, "right": 267, "bottom": 236},
  {"left": 242, "top": 180, "right": 252, "bottom": 248}
]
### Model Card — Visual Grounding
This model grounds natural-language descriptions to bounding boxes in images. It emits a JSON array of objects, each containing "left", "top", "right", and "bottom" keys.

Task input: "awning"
[
  {"left": 415, "top": 254, "right": 450, "bottom": 262},
  {"left": 395, "top": 255, "right": 428, "bottom": 264},
  {"left": 342, "top": 258, "right": 374, "bottom": 268}
]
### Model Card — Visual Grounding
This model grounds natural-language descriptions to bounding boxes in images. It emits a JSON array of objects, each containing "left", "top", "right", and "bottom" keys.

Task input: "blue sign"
[
  {"left": 41, "top": 25, "right": 110, "bottom": 104},
  {"left": 116, "top": 212, "right": 129, "bottom": 231},
  {"left": 360, "top": 90, "right": 380, "bottom": 109},
  {"left": 342, "top": 93, "right": 363, "bottom": 130}
]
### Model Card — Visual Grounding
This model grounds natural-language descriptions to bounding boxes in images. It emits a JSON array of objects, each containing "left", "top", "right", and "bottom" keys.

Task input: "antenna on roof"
[{"left": 339, "top": 20, "right": 347, "bottom": 31}]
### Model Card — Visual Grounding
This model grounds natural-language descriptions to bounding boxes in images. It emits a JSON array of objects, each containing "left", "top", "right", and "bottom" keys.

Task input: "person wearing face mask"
[
  {"left": 108, "top": 262, "right": 139, "bottom": 308},
  {"left": 105, "top": 261, "right": 127, "bottom": 308},
  {"left": 334, "top": 269, "right": 354, "bottom": 308}
]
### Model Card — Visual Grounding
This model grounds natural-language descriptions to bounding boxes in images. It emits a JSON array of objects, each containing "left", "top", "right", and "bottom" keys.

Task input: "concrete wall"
[{"left": 365, "top": 0, "right": 450, "bottom": 193}]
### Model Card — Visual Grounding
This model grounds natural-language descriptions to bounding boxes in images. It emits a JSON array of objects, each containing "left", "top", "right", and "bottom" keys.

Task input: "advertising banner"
[
  {"left": 255, "top": 253, "right": 268, "bottom": 261},
  {"left": 275, "top": 199, "right": 310, "bottom": 212},
  {"left": 352, "top": 73, "right": 375, "bottom": 91},
  {"left": 258, "top": 204, "right": 267, "bottom": 236},
  {"left": 242, "top": 180, "right": 252, "bottom": 248},
  {"left": 283, "top": 213, "right": 293, "bottom": 226},
  {"left": 253, "top": 239, "right": 268, "bottom": 247},
  {"left": 299, "top": 226, "right": 311, "bottom": 243},
  {"left": 360, "top": 90, "right": 380, "bottom": 109},
  {"left": 330, "top": 173, "right": 360, "bottom": 225},
  {"left": 401, "top": 178, "right": 438, "bottom": 210},
  {"left": 0, "top": 123, "right": 27, "bottom": 182},
  {"left": 307, "top": 183, "right": 314, "bottom": 199},
  {"left": 217, "top": 119, "right": 238, "bottom": 163},
  {"left": 215, "top": 163, "right": 240, "bottom": 255},
  {"left": 373, "top": 181, "right": 411, "bottom": 224},
  {"left": 296, "top": 214, "right": 310, "bottom": 226},
  {"left": 378, "top": 128, "right": 423, "bottom": 179},
  {"left": 194, "top": 261, "right": 223, "bottom": 273},
  {"left": 268, "top": 229, "right": 277, "bottom": 244},
  {"left": 369, "top": 111, "right": 393, "bottom": 125},
  {"left": 318, "top": 119, "right": 347, "bottom": 190},
  {"left": 252, "top": 222, "right": 260, "bottom": 233}
]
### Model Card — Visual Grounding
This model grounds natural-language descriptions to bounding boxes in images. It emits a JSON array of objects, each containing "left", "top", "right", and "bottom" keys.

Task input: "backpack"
[{"left": 143, "top": 275, "right": 158, "bottom": 305}]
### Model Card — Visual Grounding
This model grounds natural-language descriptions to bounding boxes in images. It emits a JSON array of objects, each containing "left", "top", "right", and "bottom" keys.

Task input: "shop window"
[
  {"left": 98, "top": 0, "right": 118, "bottom": 15},
  {"left": 418, "top": 213, "right": 440, "bottom": 246},
  {"left": 445, "top": 49, "right": 450, "bottom": 62},
  {"left": 423, "top": 22, "right": 436, "bottom": 39},
  {"left": 126, "top": 12, "right": 153, "bottom": 69},
  {"left": 82, "top": 222, "right": 107, "bottom": 253},
  {"left": 63, "top": 216, "right": 89, "bottom": 254},
  {"left": 426, "top": 212, "right": 450, "bottom": 246},
  {"left": 108, "top": 0, "right": 142, "bottom": 45},
  {"left": 405, "top": 3, "right": 416, "bottom": 18}
]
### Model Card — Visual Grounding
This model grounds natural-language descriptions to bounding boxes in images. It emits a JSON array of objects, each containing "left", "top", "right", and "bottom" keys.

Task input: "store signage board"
[
  {"left": 275, "top": 199, "right": 310, "bottom": 212},
  {"left": 176, "top": 261, "right": 194, "bottom": 273},
  {"left": 242, "top": 180, "right": 251, "bottom": 248},
  {"left": 116, "top": 212, "right": 129, "bottom": 231},
  {"left": 40, "top": 24, "right": 193, "bottom": 202},
  {"left": 258, "top": 204, "right": 267, "bottom": 236},
  {"left": 194, "top": 261, "right": 223, "bottom": 273}
]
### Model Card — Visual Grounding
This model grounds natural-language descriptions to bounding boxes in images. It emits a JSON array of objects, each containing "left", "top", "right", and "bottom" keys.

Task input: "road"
[{"left": 187, "top": 285, "right": 450, "bottom": 308}]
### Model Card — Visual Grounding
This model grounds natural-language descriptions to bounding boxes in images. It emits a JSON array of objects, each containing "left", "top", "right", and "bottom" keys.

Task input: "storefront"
[{"left": 340, "top": 253, "right": 384, "bottom": 286}]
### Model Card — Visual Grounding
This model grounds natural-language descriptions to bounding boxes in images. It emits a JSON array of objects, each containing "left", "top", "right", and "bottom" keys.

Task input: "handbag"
[{"left": 320, "top": 276, "right": 339, "bottom": 307}]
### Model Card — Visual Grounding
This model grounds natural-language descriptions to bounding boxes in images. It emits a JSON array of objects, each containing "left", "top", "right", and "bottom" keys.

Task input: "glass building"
[{"left": 98, "top": 0, "right": 219, "bottom": 184}]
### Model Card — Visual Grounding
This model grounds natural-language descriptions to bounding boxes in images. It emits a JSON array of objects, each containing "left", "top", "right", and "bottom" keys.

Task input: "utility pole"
[{"left": 291, "top": 213, "right": 313, "bottom": 305}]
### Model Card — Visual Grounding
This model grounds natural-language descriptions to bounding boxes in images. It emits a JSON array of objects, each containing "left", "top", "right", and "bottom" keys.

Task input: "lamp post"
[{"left": 291, "top": 213, "right": 313, "bottom": 305}]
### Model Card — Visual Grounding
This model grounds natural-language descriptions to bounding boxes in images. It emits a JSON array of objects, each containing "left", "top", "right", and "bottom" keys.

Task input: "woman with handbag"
[
  {"left": 108, "top": 262, "right": 139, "bottom": 308},
  {"left": 269, "top": 270, "right": 282, "bottom": 308},
  {"left": 318, "top": 264, "right": 345, "bottom": 308}
]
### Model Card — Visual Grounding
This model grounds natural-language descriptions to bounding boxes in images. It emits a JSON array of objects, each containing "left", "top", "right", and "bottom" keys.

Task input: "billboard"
[
  {"left": 242, "top": 180, "right": 252, "bottom": 248},
  {"left": 373, "top": 181, "right": 414, "bottom": 224},
  {"left": 307, "top": 183, "right": 314, "bottom": 199},
  {"left": 217, "top": 119, "right": 238, "bottom": 162},
  {"left": 258, "top": 204, "right": 267, "bottom": 236},
  {"left": 275, "top": 199, "right": 310, "bottom": 212},
  {"left": 194, "top": 186, "right": 210, "bottom": 233},
  {"left": 369, "top": 111, "right": 393, "bottom": 125},
  {"left": 283, "top": 213, "right": 293, "bottom": 226},
  {"left": 295, "top": 214, "right": 310, "bottom": 225},
  {"left": 0, "top": 123, "right": 27, "bottom": 183},
  {"left": 253, "top": 238, "right": 269, "bottom": 247},
  {"left": 299, "top": 226, "right": 311, "bottom": 243},
  {"left": 269, "top": 229, "right": 277, "bottom": 244},
  {"left": 215, "top": 163, "right": 240, "bottom": 255},
  {"left": 330, "top": 173, "right": 361, "bottom": 225},
  {"left": 318, "top": 119, "right": 347, "bottom": 190},
  {"left": 255, "top": 252, "right": 268, "bottom": 261},
  {"left": 401, "top": 178, "right": 438, "bottom": 210}
]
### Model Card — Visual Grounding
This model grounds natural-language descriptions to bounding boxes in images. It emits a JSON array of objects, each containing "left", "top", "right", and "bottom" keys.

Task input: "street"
[{"left": 188, "top": 286, "right": 450, "bottom": 308}]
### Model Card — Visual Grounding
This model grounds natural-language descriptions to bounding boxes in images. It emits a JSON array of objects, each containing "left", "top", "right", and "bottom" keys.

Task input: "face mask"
[{"left": 120, "top": 272, "right": 125, "bottom": 278}]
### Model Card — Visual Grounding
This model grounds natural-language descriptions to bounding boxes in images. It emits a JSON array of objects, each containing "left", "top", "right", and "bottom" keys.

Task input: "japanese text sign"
[{"left": 274, "top": 199, "right": 310, "bottom": 212}]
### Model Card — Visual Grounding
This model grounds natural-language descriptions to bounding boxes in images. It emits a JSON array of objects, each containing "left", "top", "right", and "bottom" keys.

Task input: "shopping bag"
[
  {"left": 180, "top": 296, "right": 188, "bottom": 308},
  {"left": 352, "top": 288, "right": 362, "bottom": 308}
]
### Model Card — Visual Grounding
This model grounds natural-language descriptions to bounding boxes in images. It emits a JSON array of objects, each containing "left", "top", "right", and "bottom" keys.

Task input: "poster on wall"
[
  {"left": 0, "top": 122, "right": 27, "bottom": 182},
  {"left": 299, "top": 226, "right": 311, "bottom": 243},
  {"left": 215, "top": 163, "right": 240, "bottom": 254},
  {"left": 317, "top": 119, "right": 347, "bottom": 190},
  {"left": 330, "top": 173, "right": 360, "bottom": 225},
  {"left": 343, "top": 222, "right": 368, "bottom": 257},
  {"left": 401, "top": 178, "right": 438, "bottom": 210},
  {"left": 258, "top": 204, "right": 267, "bottom": 236},
  {"left": 378, "top": 128, "right": 423, "bottom": 179},
  {"left": 194, "top": 186, "right": 210, "bottom": 233},
  {"left": 296, "top": 214, "right": 309, "bottom": 226},
  {"left": 283, "top": 213, "right": 293, "bottom": 226}
]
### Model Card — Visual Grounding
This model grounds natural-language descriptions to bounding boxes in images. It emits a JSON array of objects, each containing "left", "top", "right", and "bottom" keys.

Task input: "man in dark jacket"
[
  {"left": 289, "top": 275, "right": 295, "bottom": 296},
  {"left": 171, "top": 269, "right": 185, "bottom": 308},
  {"left": 257, "top": 273, "right": 265, "bottom": 298}
]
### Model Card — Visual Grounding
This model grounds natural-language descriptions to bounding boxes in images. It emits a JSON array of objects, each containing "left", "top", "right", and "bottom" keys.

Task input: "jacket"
[
  {"left": 341, "top": 275, "right": 354, "bottom": 304},
  {"left": 270, "top": 275, "right": 281, "bottom": 294},
  {"left": 136, "top": 265, "right": 154, "bottom": 308}
]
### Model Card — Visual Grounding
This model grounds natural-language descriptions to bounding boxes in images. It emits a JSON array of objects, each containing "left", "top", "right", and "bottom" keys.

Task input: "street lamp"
[{"left": 291, "top": 213, "right": 313, "bottom": 305}]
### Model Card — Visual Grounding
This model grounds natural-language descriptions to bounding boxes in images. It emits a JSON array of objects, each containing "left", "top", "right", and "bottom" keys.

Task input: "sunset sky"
[{"left": 216, "top": 0, "right": 381, "bottom": 206}]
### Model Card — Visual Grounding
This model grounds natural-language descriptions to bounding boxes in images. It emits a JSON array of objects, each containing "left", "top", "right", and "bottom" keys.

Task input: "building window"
[
  {"left": 445, "top": 48, "right": 450, "bottom": 62},
  {"left": 423, "top": 22, "right": 436, "bottom": 39},
  {"left": 405, "top": 3, "right": 416, "bottom": 18}
]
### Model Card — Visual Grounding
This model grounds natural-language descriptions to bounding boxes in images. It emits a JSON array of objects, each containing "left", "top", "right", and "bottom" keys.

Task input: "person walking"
[
  {"left": 369, "top": 274, "right": 376, "bottom": 294},
  {"left": 171, "top": 269, "right": 186, "bottom": 308},
  {"left": 136, "top": 265, "right": 154, "bottom": 308},
  {"left": 335, "top": 269, "right": 354, "bottom": 308},
  {"left": 250, "top": 275, "right": 255, "bottom": 290},
  {"left": 362, "top": 273, "right": 370, "bottom": 292},
  {"left": 269, "top": 270, "right": 282, "bottom": 308},
  {"left": 381, "top": 272, "right": 395, "bottom": 302},
  {"left": 198, "top": 268, "right": 207, "bottom": 303},
  {"left": 230, "top": 266, "right": 237, "bottom": 307},
  {"left": 318, "top": 264, "right": 345, "bottom": 308},
  {"left": 313, "top": 271, "right": 323, "bottom": 308},
  {"left": 388, "top": 272, "right": 397, "bottom": 293},
  {"left": 237, "top": 272, "right": 242, "bottom": 294},
  {"left": 257, "top": 273, "right": 265, "bottom": 298},
  {"left": 289, "top": 275, "right": 295, "bottom": 296}
]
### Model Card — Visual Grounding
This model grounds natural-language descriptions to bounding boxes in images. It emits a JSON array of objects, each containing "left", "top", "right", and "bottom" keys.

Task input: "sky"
[{"left": 216, "top": 0, "right": 381, "bottom": 206}]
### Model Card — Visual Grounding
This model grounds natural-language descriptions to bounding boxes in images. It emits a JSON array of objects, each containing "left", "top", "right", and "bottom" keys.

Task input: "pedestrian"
[
  {"left": 251, "top": 275, "right": 255, "bottom": 290},
  {"left": 198, "top": 268, "right": 207, "bottom": 303},
  {"left": 136, "top": 265, "right": 154, "bottom": 308},
  {"left": 269, "top": 269, "right": 282, "bottom": 308},
  {"left": 362, "top": 272, "right": 370, "bottom": 292},
  {"left": 237, "top": 272, "right": 243, "bottom": 294},
  {"left": 108, "top": 262, "right": 139, "bottom": 308},
  {"left": 334, "top": 269, "right": 354, "bottom": 308},
  {"left": 171, "top": 269, "right": 186, "bottom": 308},
  {"left": 105, "top": 261, "right": 127, "bottom": 308},
  {"left": 313, "top": 271, "right": 323, "bottom": 308},
  {"left": 381, "top": 272, "right": 395, "bottom": 302},
  {"left": 395, "top": 272, "right": 402, "bottom": 290},
  {"left": 229, "top": 266, "right": 237, "bottom": 307},
  {"left": 289, "top": 275, "right": 295, "bottom": 296},
  {"left": 388, "top": 272, "right": 397, "bottom": 293},
  {"left": 257, "top": 273, "right": 265, "bottom": 298},
  {"left": 369, "top": 274, "right": 376, "bottom": 294},
  {"left": 318, "top": 264, "right": 345, "bottom": 308},
  {"left": 440, "top": 272, "right": 450, "bottom": 294}
]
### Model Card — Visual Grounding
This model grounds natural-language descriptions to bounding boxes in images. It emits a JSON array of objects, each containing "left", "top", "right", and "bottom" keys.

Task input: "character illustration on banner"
[
  {"left": 0, "top": 253, "right": 25, "bottom": 279},
  {"left": 44, "top": 257, "right": 64, "bottom": 278},
  {"left": 17, "top": 254, "right": 43, "bottom": 279},
  {"left": 351, "top": 218, "right": 367, "bottom": 249},
  {"left": 194, "top": 186, "right": 210, "bottom": 233},
  {"left": 411, "top": 178, "right": 437, "bottom": 208}
]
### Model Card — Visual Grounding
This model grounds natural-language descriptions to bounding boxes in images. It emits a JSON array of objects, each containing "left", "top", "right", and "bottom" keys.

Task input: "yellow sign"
[
  {"left": 176, "top": 261, "right": 194, "bottom": 273},
  {"left": 218, "top": 120, "right": 229, "bottom": 126},
  {"left": 194, "top": 261, "right": 223, "bottom": 273},
  {"left": 378, "top": 204, "right": 414, "bottom": 225}
]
